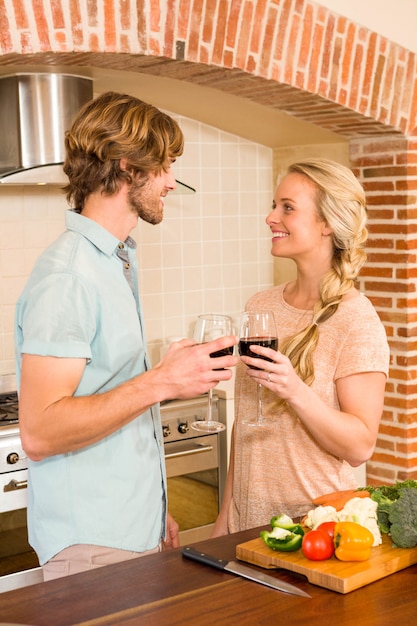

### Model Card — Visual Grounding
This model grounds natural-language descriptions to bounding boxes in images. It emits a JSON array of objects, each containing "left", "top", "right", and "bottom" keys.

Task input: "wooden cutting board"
[{"left": 236, "top": 534, "right": 417, "bottom": 593}]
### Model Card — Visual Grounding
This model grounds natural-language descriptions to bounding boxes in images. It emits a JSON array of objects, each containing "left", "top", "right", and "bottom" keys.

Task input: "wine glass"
[
  {"left": 191, "top": 313, "right": 233, "bottom": 433},
  {"left": 238, "top": 310, "right": 278, "bottom": 426}
]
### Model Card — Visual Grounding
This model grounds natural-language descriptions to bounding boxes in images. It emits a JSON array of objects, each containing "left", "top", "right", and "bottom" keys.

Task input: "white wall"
[{"left": 0, "top": 113, "right": 273, "bottom": 375}]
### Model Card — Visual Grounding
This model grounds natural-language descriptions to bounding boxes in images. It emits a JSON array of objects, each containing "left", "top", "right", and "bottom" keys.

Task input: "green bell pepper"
[
  {"left": 270, "top": 514, "right": 304, "bottom": 534},
  {"left": 260, "top": 523, "right": 304, "bottom": 552}
]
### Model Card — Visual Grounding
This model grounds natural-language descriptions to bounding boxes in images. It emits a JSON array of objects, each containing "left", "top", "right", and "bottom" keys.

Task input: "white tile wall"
[{"left": 0, "top": 113, "right": 273, "bottom": 374}]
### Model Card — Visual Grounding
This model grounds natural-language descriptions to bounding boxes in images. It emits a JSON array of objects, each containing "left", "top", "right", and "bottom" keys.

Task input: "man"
[{"left": 15, "top": 91, "right": 238, "bottom": 580}]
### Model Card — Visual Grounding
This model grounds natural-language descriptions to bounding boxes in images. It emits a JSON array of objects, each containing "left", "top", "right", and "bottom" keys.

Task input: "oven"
[
  {"left": 161, "top": 394, "right": 227, "bottom": 545},
  {"left": 0, "top": 375, "right": 39, "bottom": 580},
  {"left": 0, "top": 375, "right": 227, "bottom": 580}
]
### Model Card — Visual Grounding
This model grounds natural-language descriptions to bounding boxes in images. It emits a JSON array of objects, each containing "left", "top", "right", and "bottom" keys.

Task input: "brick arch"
[
  {"left": 0, "top": 0, "right": 416, "bottom": 138},
  {"left": 1, "top": 1, "right": 417, "bottom": 483}
]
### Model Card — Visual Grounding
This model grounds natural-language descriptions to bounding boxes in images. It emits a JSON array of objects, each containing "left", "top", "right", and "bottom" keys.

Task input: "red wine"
[
  {"left": 210, "top": 347, "right": 234, "bottom": 358},
  {"left": 238, "top": 337, "right": 278, "bottom": 367},
  {"left": 210, "top": 346, "right": 234, "bottom": 371},
  {"left": 210, "top": 346, "right": 233, "bottom": 370}
]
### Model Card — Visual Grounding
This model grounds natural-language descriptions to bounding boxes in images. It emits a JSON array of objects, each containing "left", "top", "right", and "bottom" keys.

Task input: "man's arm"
[{"left": 19, "top": 336, "right": 238, "bottom": 460}]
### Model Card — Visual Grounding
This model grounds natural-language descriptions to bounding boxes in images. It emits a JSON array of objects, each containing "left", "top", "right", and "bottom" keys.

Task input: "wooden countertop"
[{"left": 1, "top": 527, "right": 416, "bottom": 625}]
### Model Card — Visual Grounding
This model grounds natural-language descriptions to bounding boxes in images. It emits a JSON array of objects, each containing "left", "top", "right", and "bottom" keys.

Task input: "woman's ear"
[
  {"left": 119, "top": 157, "right": 129, "bottom": 171},
  {"left": 321, "top": 222, "right": 333, "bottom": 237}
]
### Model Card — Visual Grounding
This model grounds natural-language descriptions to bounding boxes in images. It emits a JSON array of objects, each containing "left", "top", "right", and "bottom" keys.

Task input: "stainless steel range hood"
[
  {"left": 0, "top": 73, "right": 195, "bottom": 193},
  {"left": 0, "top": 73, "right": 93, "bottom": 186}
]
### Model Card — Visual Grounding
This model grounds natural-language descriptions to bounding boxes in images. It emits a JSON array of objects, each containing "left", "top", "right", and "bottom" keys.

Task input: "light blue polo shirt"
[{"left": 15, "top": 210, "right": 167, "bottom": 565}]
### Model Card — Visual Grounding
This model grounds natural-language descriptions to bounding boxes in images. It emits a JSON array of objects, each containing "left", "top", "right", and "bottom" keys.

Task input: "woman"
[{"left": 213, "top": 158, "right": 390, "bottom": 534}]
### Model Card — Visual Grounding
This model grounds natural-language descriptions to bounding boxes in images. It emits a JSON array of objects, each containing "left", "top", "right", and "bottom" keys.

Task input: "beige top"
[{"left": 229, "top": 283, "right": 390, "bottom": 531}]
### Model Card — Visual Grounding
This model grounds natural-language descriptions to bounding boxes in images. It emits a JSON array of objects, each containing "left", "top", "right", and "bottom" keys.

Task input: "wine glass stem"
[
  {"left": 257, "top": 383, "right": 263, "bottom": 422},
  {"left": 207, "top": 388, "right": 213, "bottom": 423}
]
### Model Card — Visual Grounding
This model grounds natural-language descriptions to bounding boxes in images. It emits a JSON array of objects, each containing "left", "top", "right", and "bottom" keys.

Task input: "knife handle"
[{"left": 182, "top": 546, "right": 228, "bottom": 570}]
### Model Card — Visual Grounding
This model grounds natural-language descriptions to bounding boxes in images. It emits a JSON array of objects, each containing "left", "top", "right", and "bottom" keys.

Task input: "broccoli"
[
  {"left": 361, "top": 479, "right": 417, "bottom": 503},
  {"left": 388, "top": 488, "right": 417, "bottom": 548},
  {"left": 360, "top": 480, "right": 417, "bottom": 542},
  {"left": 368, "top": 492, "right": 395, "bottom": 534}
]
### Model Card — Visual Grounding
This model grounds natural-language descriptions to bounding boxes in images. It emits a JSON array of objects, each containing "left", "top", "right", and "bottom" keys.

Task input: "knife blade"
[{"left": 182, "top": 546, "right": 311, "bottom": 598}]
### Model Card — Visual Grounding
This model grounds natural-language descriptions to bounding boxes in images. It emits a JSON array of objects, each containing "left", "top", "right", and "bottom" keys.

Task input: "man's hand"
[{"left": 162, "top": 512, "right": 180, "bottom": 550}]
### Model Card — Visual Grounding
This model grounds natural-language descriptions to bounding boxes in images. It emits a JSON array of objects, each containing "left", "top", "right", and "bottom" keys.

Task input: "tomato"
[
  {"left": 316, "top": 521, "right": 337, "bottom": 541},
  {"left": 302, "top": 529, "right": 334, "bottom": 561}
]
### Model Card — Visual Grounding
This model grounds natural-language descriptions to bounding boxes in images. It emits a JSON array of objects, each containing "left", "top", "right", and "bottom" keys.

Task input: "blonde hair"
[
  {"left": 63, "top": 91, "right": 184, "bottom": 209},
  {"left": 275, "top": 158, "right": 368, "bottom": 410}
]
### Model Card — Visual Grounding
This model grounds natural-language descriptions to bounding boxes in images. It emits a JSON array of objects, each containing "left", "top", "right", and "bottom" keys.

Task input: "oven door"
[
  {"left": 165, "top": 434, "right": 220, "bottom": 544},
  {"left": 0, "top": 469, "right": 28, "bottom": 514},
  {"left": 0, "top": 469, "right": 40, "bottom": 578}
]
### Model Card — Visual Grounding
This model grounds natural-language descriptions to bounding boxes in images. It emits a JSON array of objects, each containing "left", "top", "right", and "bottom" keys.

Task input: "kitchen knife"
[{"left": 182, "top": 546, "right": 311, "bottom": 598}]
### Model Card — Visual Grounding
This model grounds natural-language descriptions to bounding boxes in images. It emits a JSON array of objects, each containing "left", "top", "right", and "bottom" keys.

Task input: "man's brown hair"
[{"left": 63, "top": 91, "right": 184, "bottom": 209}]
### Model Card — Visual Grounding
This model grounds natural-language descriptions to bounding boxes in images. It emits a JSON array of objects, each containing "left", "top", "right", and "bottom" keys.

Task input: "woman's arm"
[
  {"left": 211, "top": 425, "right": 235, "bottom": 537},
  {"left": 241, "top": 346, "right": 386, "bottom": 466},
  {"left": 287, "top": 370, "right": 386, "bottom": 465}
]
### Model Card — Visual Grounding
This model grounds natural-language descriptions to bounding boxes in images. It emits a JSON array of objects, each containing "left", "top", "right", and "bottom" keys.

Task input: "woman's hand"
[
  {"left": 210, "top": 513, "right": 229, "bottom": 538},
  {"left": 240, "top": 345, "right": 302, "bottom": 402}
]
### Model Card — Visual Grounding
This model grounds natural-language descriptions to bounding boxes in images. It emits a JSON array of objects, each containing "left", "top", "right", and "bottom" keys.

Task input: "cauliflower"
[
  {"left": 337, "top": 497, "right": 382, "bottom": 546},
  {"left": 304, "top": 496, "right": 382, "bottom": 546},
  {"left": 304, "top": 505, "right": 339, "bottom": 529}
]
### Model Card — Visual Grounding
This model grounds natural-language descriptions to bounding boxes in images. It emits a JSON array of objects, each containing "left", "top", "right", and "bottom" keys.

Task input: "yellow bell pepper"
[{"left": 334, "top": 521, "right": 373, "bottom": 561}]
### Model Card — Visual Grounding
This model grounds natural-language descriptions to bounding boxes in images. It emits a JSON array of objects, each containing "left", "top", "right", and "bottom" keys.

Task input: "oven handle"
[
  {"left": 165, "top": 443, "right": 213, "bottom": 460},
  {"left": 3, "top": 478, "right": 28, "bottom": 492}
]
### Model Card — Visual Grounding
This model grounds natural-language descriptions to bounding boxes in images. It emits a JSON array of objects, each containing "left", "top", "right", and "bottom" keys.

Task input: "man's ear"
[{"left": 120, "top": 157, "right": 129, "bottom": 171}]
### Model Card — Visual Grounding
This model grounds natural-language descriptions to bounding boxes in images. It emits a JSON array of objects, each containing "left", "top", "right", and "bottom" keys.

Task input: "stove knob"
[
  {"left": 7, "top": 452, "right": 19, "bottom": 465},
  {"left": 178, "top": 422, "right": 189, "bottom": 434},
  {"left": 162, "top": 424, "right": 171, "bottom": 438}
]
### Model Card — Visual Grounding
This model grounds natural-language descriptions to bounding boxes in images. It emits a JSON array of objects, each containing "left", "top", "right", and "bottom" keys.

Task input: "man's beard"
[{"left": 127, "top": 174, "right": 164, "bottom": 225}]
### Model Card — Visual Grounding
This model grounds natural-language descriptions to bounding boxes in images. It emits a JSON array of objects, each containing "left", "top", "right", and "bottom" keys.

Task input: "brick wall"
[
  {"left": 351, "top": 135, "right": 417, "bottom": 484},
  {"left": 1, "top": 0, "right": 417, "bottom": 484}
]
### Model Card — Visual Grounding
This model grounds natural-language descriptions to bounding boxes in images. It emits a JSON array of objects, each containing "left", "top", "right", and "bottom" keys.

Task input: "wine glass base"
[
  {"left": 240, "top": 417, "right": 278, "bottom": 426},
  {"left": 241, "top": 417, "right": 276, "bottom": 427},
  {"left": 191, "top": 420, "right": 226, "bottom": 433}
]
